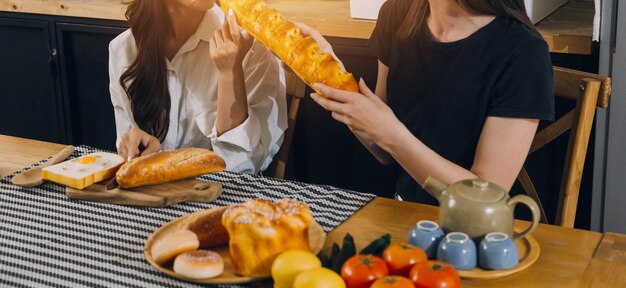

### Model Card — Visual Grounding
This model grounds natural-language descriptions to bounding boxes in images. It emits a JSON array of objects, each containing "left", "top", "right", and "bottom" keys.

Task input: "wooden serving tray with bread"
[
  {"left": 145, "top": 199, "right": 326, "bottom": 284},
  {"left": 38, "top": 148, "right": 227, "bottom": 207}
]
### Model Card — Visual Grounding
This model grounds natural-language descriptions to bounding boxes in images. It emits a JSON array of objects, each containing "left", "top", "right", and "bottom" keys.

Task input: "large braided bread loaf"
[{"left": 220, "top": 0, "right": 359, "bottom": 93}]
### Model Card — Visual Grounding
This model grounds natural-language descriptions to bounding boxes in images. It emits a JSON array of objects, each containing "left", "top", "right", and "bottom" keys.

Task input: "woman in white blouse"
[{"left": 109, "top": 0, "right": 286, "bottom": 173}]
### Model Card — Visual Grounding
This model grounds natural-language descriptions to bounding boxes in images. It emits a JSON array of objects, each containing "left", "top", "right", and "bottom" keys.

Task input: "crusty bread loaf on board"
[
  {"left": 219, "top": 0, "right": 359, "bottom": 93},
  {"left": 115, "top": 148, "right": 226, "bottom": 188}
]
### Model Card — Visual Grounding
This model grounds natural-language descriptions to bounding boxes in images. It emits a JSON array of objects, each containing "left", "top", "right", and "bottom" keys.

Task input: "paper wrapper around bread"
[{"left": 219, "top": 0, "right": 359, "bottom": 95}]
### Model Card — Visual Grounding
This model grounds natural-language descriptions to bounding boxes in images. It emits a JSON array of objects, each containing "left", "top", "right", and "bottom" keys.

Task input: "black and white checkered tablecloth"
[{"left": 0, "top": 145, "right": 376, "bottom": 288}]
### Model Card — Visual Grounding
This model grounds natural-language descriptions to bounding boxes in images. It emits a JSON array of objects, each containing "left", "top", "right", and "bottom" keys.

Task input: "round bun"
[
  {"left": 151, "top": 230, "right": 199, "bottom": 265},
  {"left": 173, "top": 250, "right": 224, "bottom": 279}
]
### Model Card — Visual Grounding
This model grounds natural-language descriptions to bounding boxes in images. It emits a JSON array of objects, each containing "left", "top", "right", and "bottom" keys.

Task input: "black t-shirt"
[{"left": 369, "top": 0, "right": 555, "bottom": 204}]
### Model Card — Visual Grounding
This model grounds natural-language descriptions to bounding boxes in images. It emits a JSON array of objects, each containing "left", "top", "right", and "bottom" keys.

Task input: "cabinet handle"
[{"left": 48, "top": 48, "right": 58, "bottom": 78}]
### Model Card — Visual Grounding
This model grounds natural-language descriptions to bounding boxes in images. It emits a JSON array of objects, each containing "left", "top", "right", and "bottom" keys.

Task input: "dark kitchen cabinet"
[
  {"left": 56, "top": 23, "right": 126, "bottom": 151},
  {"left": 0, "top": 17, "right": 64, "bottom": 143},
  {"left": 0, "top": 12, "right": 126, "bottom": 150}
]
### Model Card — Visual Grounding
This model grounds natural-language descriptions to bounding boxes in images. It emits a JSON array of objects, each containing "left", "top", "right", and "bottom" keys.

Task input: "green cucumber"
[
  {"left": 317, "top": 250, "right": 331, "bottom": 269},
  {"left": 359, "top": 233, "right": 391, "bottom": 256},
  {"left": 331, "top": 233, "right": 356, "bottom": 273}
]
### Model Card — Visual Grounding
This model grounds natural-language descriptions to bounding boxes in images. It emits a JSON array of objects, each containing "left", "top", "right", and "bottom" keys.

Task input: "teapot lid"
[{"left": 453, "top": 179, "right": 506, "bottom": 202}]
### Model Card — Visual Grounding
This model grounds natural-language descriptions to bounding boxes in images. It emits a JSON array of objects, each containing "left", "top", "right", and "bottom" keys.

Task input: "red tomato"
[
  {"left": 409, "top": 260, "right": 460, "bottom": 288},
  {"left": 382, "top": 243, "right": 428, "bottom": 276},
  {"left": 341, "top": 254, "right": 389, "bottom": 288},
  {"left": 371, "top": 276, "right": 416, "bottom": 288}
]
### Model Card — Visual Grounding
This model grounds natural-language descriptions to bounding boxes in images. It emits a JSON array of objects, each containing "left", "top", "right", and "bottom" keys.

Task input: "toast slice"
[{"left": 42, "top": 152, "right": 125, "bottom": 189}]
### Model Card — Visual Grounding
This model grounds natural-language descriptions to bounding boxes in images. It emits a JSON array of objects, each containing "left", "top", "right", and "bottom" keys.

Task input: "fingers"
[
  {"left": 294, "top": 21, "right": 334, "bottom": 54},
  {"left": 222, "top": 15, "right": 234, "bottom": 42},
  {"left": 358, "top": 78, "right": 377, "bottom": 99},
  {"left": 227, "top": 13, "right": 241, "bottom": 42},
  {"left": 331, "top": 111, "right": 350, "bottom": 126},
  {"left": 140, "top": 136, "right": 160, "bottom": 156},
  {"left": 124, "top": 131, "right": 142, "bottom": 162},
  {"left": 294, "top": 22, "right": 319, "bottom": 38},
  {"left": 219, "top": 19, "right": 232, "bottom": 44},
  {"left": 313, "top": 83, "right": 357, "bottom": 103},
  {"left": 241, "top": 29, "right": 253, "bottom": 46},
  {"left": 117, "top": 143, "right": 127, "bottom": 160},
  {"left": 311, "top": 93, "right": 349, "bottom": 114},
  {"left": 118, "top": 128, "right": 159, "bottom": 161}
]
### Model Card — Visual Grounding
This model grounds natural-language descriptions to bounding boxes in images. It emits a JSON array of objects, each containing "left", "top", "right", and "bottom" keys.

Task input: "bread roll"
[
  {"left": 222, "top": 199, "right": 314, "bottom": 277},
  {"left": 115, "top": 148, "right": 226, "bottom": 188},
  {"left": 150, "top": 230, "right": 200, "bottom": 265},
  {"left": 185, "top": 207, "right": 230, "bottom": 248},
  {"left": 173, "top": 250, "right": 224, "bottom": 279},
  {"left": 220, "top": 0, "right": 359, "bottom": 93}
]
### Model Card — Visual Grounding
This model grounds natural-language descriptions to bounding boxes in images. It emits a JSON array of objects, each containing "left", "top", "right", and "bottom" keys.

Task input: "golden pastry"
[{"left": 222, "top": 198, "right": 314, "bottom": 277}]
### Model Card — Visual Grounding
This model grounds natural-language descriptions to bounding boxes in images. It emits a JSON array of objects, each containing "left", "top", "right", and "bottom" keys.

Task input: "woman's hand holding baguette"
[{"left": 292, "top": 22, "right": 345, "bottom": 71}]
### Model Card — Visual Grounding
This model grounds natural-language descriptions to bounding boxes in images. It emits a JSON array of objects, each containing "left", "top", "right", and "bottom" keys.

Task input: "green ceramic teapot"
[{"left": 422, "top": 176, "right": 540, "bottom": 241}]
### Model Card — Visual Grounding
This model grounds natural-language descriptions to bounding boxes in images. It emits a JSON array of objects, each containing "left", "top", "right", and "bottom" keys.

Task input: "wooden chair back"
[
  {"left": 266, "top": 68, "right": 307, "bottom": 179},
  {"left": 517, "top": 66, "right": 611, "bottom": 228}
]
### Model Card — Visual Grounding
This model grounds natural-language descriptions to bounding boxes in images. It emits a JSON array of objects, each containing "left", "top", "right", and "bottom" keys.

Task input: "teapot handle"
[{"left": 507, "top": 195, "right": 540, "bottom": 240}]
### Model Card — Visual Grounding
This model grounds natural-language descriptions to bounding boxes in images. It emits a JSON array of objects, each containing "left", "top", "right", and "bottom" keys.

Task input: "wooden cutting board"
[
  {"left": 0, "top": 167, "right": 10, "bottom": 179},
  {"left": 66, "top": 178, "right": 223, "bottom": 207}
]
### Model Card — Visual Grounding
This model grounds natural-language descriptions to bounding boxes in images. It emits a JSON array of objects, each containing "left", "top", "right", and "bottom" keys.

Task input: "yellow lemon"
[
  {"left": 272, "top": 249, "right": 321, "bottom": 288},
  {"left": 293, "top": 267, "right": 346, "bottom": 288}
]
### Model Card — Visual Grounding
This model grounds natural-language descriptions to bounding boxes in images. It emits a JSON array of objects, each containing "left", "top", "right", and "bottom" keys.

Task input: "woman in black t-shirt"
[{"left": 300, "top": 0, "right": 554, "bottom": 203}]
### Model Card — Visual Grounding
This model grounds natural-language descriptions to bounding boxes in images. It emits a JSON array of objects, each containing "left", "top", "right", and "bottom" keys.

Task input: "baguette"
[
  {"left": 219, "top": 0, "right": 359, "bottom": 93},
  {"left": 115, "top": 148, "right": 226, "bottom": 188}
]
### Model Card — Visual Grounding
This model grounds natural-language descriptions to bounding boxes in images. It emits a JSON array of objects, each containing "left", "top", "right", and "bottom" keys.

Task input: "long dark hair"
[
  {"left": 119, "top": 0, "right": 171, "bottom": 142},
  {"left": 396, "top": 0, "right": 537, "bottom": 40}
]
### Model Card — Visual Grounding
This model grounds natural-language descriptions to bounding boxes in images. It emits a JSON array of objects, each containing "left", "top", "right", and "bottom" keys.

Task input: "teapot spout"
[{"left": 422, "top": 176, "right": 448, "bottom": 201}]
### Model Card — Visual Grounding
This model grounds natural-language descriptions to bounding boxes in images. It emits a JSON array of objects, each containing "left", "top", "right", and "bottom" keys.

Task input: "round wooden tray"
[
  {"left": 458, "top": 233, "right": 540, "bottom": 280},
  {"left": 144, "top": 207, "right": 326, "bottom": 284}
]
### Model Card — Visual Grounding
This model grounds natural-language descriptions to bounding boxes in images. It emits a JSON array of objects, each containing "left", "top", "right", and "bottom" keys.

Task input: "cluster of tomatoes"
[{"left": 340, "top": 243, "right": 460, "bottom": 288}]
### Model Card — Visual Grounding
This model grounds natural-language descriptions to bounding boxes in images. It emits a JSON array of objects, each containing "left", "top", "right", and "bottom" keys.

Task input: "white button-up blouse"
[{"left": 108, "top": 6, "right": 287, "bottom": 174}]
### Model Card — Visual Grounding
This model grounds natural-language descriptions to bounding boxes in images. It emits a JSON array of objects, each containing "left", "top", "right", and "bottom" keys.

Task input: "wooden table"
[
  {"left": 1, "top": 134, "right": 625, "bottom": 287},
  {"left": 0, "top": 0, "right": 596, "bottom": 54}
]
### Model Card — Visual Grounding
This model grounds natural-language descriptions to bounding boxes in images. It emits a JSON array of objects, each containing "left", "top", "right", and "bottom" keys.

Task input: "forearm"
[
  {"left": 216, "top": 66, "right": 249, "bottom": 136},
  {"left": 355, "top": 135, "right": 394, "bottom": 164},
  {"left": 378, "top": 125, "right": 477, "bottom": 186}
]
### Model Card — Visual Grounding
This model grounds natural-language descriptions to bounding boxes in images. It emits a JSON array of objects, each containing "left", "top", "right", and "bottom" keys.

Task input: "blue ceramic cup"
[
  {"left": 437, "top": 232, "right": 477, "bottom": 270},
  {"left": 479, "top": 232, "right": 519, "bottom": 270},
  {"left": 408, "top": 220, "right": 445, "bottom": 259}
]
